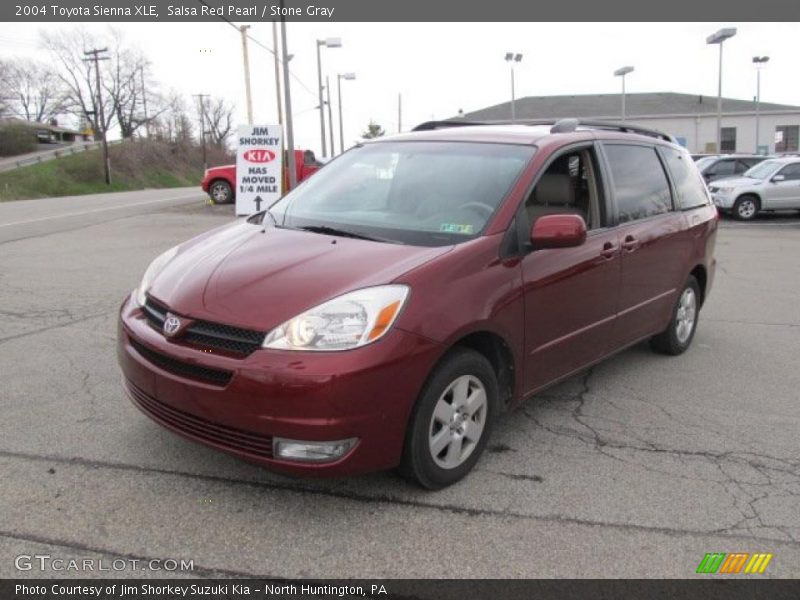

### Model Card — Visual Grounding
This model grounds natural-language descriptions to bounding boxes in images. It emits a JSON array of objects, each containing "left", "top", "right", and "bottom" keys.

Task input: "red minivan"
[{"left": 118, "top": 119, "right": 717, "bottom": 489}]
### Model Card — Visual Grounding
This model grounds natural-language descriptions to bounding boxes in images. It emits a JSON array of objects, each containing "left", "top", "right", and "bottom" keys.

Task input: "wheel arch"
[
  {"left": 449, "top": 330, "right": 516, "bottom": 411},
  {"left": 689, "top": 264, "right": 708, "bottom": 307},
  {"left": 735, "top": 191, "right": 761, "bottom": 208}
]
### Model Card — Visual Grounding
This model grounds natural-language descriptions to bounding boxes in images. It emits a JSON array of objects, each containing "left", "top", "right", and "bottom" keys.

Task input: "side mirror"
[
  {"left": 771, "top": 174, "right": 786, "bottom": 183},
  {"left": 530, "top": 214, "right": 587, "bottom": 250}
]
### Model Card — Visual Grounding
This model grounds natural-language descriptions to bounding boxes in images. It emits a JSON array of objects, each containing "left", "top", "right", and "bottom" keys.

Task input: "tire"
[
  {"left": 209, "top": 180, "right": 234, "bottom": 204},
  {"left": 399, "top": 348, "right": 498, "bottom": 490},
  {"left": 732, "top": 195, "right": 759, "bottom": 221},
  {"left": 650, "top": 275, "right": 701, "bottom": 356}
]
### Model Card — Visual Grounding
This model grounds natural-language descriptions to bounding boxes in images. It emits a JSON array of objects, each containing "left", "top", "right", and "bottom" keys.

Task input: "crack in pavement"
[
  {"left": 0, "top": 311, "right": 111, "bottom": 345},
  {"left": 519, "top": 369, "right": 800, "bottom": 543},
  {"left": 2, "top": 448, "right": 799, "bottom": 548}
]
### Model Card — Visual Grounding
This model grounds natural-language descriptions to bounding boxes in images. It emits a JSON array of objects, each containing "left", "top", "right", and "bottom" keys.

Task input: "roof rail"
[
  {"left": 571, "top": 120, "right": 677, "bottom": 143},
  {"left": 411, "top": 118, "right": 676, "bottom": 143},
  {"left": 411, "top": 120, "right": 490, "bottom": 131}
]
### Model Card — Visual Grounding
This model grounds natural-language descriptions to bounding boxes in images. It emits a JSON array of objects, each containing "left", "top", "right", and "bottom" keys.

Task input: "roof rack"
[{"left": 411, "top": 118, "right": 676, "bottom": 143}]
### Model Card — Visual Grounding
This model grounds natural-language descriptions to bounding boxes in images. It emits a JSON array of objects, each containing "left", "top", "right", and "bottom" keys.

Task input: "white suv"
[{"left": 709, "top": 157, "right": 800, "bottom": 220}]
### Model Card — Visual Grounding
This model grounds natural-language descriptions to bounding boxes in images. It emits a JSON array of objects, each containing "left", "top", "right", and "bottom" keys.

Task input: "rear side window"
[
  {"left": 604, "top": 144, "right": 672, "bottom": 223},
  {"left": 662, "top": 147, "right": 710, "bottom": 210},
  {"left": 778, "top": 163, "right": 800, "bottom": 181}
]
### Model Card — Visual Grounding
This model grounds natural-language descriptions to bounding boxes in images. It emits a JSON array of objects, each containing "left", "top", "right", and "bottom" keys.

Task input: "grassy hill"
[{"left": 0, "top": 140, "right": 231, "bottom": 202}]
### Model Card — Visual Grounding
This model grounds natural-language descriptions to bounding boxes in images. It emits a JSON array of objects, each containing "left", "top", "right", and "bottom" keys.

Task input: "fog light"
[{"left": 273, "top": 437, "right": 357, "bottom": 463}]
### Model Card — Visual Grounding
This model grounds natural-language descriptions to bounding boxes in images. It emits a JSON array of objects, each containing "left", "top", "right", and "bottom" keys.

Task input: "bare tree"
[
  {"left": 150, "top": 91, "right": 193, "bottom": 144},
  {"left": 41, "top": 27, "right": 115, "bottom": 139},
  {"left": 1, "top": 58, "right": 67, "bottom": 123},
  {"left": 104, "top": 29, "right": 159, "bottom": 138},
  {"left": 41, "top": 27, "right": 161, "bottom": 139},
  {"left": 200, "top": 96, "right": 235, "bottom": 148},
  {"left": 0, "top": 59, "right": 11, "bottom": 117}
]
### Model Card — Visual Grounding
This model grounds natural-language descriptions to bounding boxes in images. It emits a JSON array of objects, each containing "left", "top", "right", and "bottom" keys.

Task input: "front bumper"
[
  {"left": 117, "top": 294, "right": 444, "bottom": 477},
  {"left": 711, "top": 193, "right": 734, "bottom": 210}
]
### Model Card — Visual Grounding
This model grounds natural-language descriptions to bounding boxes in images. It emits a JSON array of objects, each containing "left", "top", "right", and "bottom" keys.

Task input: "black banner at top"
[{"left": 2, "top": 0, "right": 799, "bottom": 21}]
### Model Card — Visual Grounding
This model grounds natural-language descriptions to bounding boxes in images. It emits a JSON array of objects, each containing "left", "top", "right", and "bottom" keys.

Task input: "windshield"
[
  {"left": 744, "top": 159, "right": 781, "bottom": 179},
  {"left": 695, "top": 156, "right": 718, "bottom": 171},
  {"left": 269, "top": 141, "right": 535, "bottom": 246}
]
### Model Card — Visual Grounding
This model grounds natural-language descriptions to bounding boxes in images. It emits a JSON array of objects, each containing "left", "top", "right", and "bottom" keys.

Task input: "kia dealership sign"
[{"left": 235, "top": 125, "right": 283, "bottom": 216}]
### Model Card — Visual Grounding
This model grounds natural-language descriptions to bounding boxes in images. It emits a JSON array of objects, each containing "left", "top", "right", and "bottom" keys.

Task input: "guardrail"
[{"left": 0, "top": 139, "right": 124, "bottom": 173}]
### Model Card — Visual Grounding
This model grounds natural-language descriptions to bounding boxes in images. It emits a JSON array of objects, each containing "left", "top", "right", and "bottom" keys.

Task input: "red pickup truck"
[{"left": 201, "top": 149, "right": 324, "bottom": 204}]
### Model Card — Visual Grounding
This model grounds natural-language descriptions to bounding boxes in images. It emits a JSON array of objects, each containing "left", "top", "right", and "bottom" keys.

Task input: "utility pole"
[
  {"left": 193, "top": 94, "right": 209, "bottom": 171},
  {"left": 272, "top": 21, "right": 283, "bottom": 126},
  {"left": 398, "top": 93, "right": 402, "bottom": 133},
  {"left": 315, "top": 41, "right": 327, "bottom": 158},
  {"left": 326, "top": 76, "right": 334, "bottom": 156},
  {"left": 83, "top": 47, "right": 111, "bottom": 184},
  {"left": 280, "top": 3, "right": 297, "bottom": 189},
  {"left": 240, "top": 25, "right": 254, "bottom": 124},
  {"left": 139, "top": 65, "right": 150, "bottom": 137}
]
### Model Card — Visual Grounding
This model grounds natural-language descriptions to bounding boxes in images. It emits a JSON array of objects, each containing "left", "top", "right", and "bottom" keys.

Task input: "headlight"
[
  {"left": 263, "top": 285, "right": 409, "bottom": 351},
  {"left": 717, "top": 187, "right": 735, "bottom": 194},
  {"left": 133, "top": 246, "right": 178, "bottom": 307}
]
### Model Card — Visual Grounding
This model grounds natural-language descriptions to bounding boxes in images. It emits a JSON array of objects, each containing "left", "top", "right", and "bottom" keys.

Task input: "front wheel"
[
  {"left": 209, "top": 180, "right": 234, "bottom": 204},
  {"left": 650, "top": 276, "right": 701, "bottom": 356},
  {"left": 399, "top": 348, "right": 498, "bottom": 489},
  {"left": 733, "top": 195, "right": 759, "bottom": 221}
]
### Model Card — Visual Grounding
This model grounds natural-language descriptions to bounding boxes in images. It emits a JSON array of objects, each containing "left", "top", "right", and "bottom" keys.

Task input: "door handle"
[
  {"left": 600, "top": 241, "right": 618, "bottom": 259},
  {"left": 622, "top": 235, "right": 639, "bottom": 252}
]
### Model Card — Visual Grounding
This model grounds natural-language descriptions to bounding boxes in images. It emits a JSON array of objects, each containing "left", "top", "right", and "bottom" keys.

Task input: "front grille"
[
  {"left": 125, "top": 380, "right": 273, "bottom": 459},
  {"left": 130, "top": 338, "right": 233, "bottom": 387},
  {"left": 143, "top": 297, "right": 265, "bottom": 356}
]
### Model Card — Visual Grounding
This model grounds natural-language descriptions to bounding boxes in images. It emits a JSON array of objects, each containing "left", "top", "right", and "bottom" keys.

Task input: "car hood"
[
  {"left": 709, "top": 176, "right": 759, "bottom": 188},
  {"left": 148, "top": 221, "right": 452, "bottom": 331},
  {"left": 207, "top": 164, "right": 234, "bottom": 173}
]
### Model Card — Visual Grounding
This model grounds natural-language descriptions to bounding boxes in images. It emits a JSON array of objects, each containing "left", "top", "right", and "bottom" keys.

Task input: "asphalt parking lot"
[{"left": 1, "top": 189, "right": 799, "bottom": 579}]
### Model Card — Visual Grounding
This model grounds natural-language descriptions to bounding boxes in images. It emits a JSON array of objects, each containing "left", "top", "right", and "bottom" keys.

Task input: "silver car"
[{"left": 709, "top": 157, "right": 800, "bottom": 220}]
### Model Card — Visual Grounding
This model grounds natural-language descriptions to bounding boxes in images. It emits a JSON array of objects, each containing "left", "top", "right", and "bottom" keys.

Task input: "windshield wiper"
[{"left": 298, "top": 225, "right": 394, "bottom": 243}]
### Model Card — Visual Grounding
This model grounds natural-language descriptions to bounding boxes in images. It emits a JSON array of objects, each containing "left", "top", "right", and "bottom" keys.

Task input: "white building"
[{"left": 462, "top": 92, "right": 800, "bottom": 154}]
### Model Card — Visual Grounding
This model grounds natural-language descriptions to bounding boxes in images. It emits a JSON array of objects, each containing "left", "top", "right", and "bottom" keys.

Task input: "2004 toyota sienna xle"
[{"left": 117, "top": 119, "right": 718, "bottom": 489}]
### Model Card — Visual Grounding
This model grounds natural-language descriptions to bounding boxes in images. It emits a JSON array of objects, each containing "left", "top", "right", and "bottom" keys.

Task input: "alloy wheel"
[
  {"left": 675, "top": 287, "right": 697, "bottom": 344},
  {"left": 428, "top": 375, "right": 487, "bottom": 469}
]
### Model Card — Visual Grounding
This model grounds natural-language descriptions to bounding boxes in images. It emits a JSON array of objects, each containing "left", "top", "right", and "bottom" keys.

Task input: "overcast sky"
[{"left": 2, "top": 22, "right": 798, "bottom": 156}]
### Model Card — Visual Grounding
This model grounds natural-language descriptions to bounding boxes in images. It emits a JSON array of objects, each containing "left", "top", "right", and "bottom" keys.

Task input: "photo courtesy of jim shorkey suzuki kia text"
[
  {"left": 17, "top": 4, "right": 338, "bottom": 18},
  {"left": 14, "top": 584, "right": 386, "bottom": 596},
  {"left": 1, "top": 0, "right": 800, "bottom": 595}
]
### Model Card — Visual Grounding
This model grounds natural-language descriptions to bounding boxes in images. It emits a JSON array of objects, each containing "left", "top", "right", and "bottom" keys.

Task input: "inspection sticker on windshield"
[{"left": 440, "top": 223, "right": 474, "bottom": 234}]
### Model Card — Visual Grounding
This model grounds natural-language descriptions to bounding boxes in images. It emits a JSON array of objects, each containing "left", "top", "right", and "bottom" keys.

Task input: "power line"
[{"left": 194, "top": 0, "right": 317, "bottom": 99}]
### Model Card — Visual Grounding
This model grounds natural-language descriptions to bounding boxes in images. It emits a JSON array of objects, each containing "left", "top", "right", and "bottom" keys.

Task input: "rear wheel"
[
  {"left": 209, "top": 180, "right": 234, "bottom": 204},
  {"left": 650, "top": 276, "right": 700, "bottom": 356},
  {"left": 733, "top": 195, "right": 758, "bottom": 221},
  {"left": 399, "top": 348, "right": 497, "bottom": 489}
]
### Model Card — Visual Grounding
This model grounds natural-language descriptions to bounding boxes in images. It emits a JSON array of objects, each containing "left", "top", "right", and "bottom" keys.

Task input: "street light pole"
[
  {"left": 706, "top": 28, "right": 737, "bottom": 153},
  {"left": 337, "top": 72, "right": 355, "bottom": 154},
  {"left": 326, "top": 75, "right": 334, "bottom": 156},
  {"left": 753, "top": 56, "right": 769, "bottom": 153},
  {"left": 315, "top": 37, "right": 342, "bottom": 158},
  {"left": 613, "top": 66, "right": 634, "bottom": 122},
  {"left": 504, "top": 52, "right": 522, "bottom": 123}
]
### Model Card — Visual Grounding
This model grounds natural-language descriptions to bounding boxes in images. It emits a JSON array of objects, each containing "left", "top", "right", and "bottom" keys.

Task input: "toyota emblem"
[{"left": 163, "top": 313, "right": 182, "bottom": 337}]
